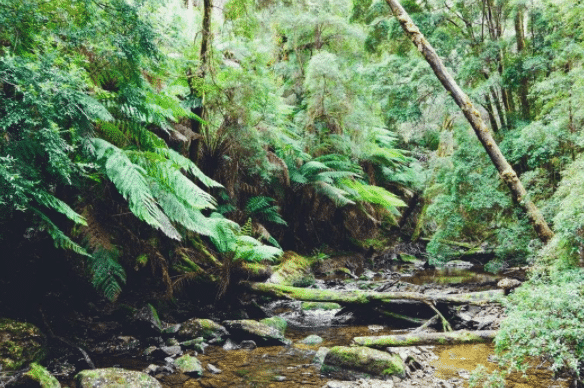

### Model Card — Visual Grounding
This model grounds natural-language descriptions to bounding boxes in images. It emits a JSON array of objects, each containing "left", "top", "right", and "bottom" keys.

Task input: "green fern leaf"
[
  {"left": 158, "top": 148, "right": 223, "bottom": 188},
  {"left": 341, "top": 179, "right": 406, "bottom": 210},
  {"left": 35, "top": 192, "right": 87, "bottom": 226},
  {"left": 86, "top": 247, "right": 126, "bottom": 301},
  {"left": 87, "top": 138, "right": 181, "bottom": 240},
  {"left": 32, "top": 209, "right": 90, "bottom": 256}
]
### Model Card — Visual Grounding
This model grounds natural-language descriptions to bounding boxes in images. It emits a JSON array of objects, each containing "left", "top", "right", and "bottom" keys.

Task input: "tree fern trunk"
[{"left": 385, "top": 0, "right": 554, "bottom": 244}]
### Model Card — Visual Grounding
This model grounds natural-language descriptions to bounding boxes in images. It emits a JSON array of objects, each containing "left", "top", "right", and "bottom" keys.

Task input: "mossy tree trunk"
[
  {"left": 353, "top": 330, "right": 497, "bottom": 348},
  {"left": 385, "top": 0, "right": 554, "bottom": 244}
]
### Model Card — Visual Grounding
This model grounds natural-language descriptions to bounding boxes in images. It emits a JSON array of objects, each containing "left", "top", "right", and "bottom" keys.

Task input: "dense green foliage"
[{"left": 2, "top": 0, "right": 584, "bottom": 383}]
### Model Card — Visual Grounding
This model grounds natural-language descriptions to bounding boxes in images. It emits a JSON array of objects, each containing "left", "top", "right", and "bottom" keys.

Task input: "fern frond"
[
  {"left": 32, "top": 208, "right": 90, "bottom": 256},
  {"left": 35, "top": 192, "right": 87, "bottom": 226},
  {"left": 314, "top": 181, "right": 355, "bottom": 207},
  {"left": 133, "top": 154, "right": 216, "bottom": 210},
  {"left": 87, "top": 138, "right": 181, "bottom": 240},
  {"left": 234, "top": 236, "right": 282, "bottom": 263},
  {"left": 245, "top": 196, "right": 287, "bottom": 226},
  {"left": 341, "top": 179, "right": 406, "bottom": 211},
  {"left": 86, "top": 247, "right": 126, "bottom": 302},
  {"left": 157, "top": 148, "right": 223, "bottom": 188}
]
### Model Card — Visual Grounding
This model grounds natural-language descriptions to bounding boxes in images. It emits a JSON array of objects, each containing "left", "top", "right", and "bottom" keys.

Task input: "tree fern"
[
  {"left": 340, "top": 178, "right": 406, "bottom": 213},
  {"left": 245, "top": 196, "right": 287, "bottom": 226},
  {"left": 86, "top": 247, "right": 126, "bottom": 302}
]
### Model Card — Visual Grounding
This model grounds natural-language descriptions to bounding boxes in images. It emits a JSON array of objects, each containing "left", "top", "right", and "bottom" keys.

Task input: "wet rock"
[
  {"left": 300, "top": 335, "right": 323, "bottom": 345},
  {"left": 130, "top": 305, "right": 163, "bottom": 337},
  {"left": 222, "top": 339, "right": 239, "bottom": 351},
  {"left": 75, "top": 368, "right": 162, "bottom": 388},
  {"left": 240, "top": 340, "right": 257, "bottom": 349},
  {"left": 322, "top": 346, "right": 405, "bottom": 379},
  {"left": 180, "top": 337, "right": 206, "bottom": 353},
  {"left": 159, "top": 346, "right": 182, "bottom": 357},
  {"left": 274, "top": 375, "right": 286, "bottom": 381},
  {"left": 368, "top": 325, "right": 384, "bottom": 333},
  {"left": 177, "top": 319, "right": 228, "bottom": 343},
  {"left": 161, "top": 324, "right": 181, "bottom": 336},
  {"left": 259, "top": 317, "right": 287, "bottom": 335},
  {"left": 324, "top": 379, "right": 395, "bottom": 388},
  {"left": 174, "top": 354, "right": 203, "bottom": 377},
  {"left": 14, "top": 363, "right": 60, "bottom": 388},
  {"left": 222, "top": 320, "right": 291, "bottom": 346},
  {"left": 0, "top": 318, "right": 46, "bottom": 371},
  {"left": 165, "top": 338, "right": 179, "bottom": 346},
  {"left": 313, "top": 347, "right": 330, "bottom": 365},
  {"left": 266, "top": 252, "right": 313, "bottom": 286},
  {"left": 206, "top": 363, "right": 222, "bottom": 374}
]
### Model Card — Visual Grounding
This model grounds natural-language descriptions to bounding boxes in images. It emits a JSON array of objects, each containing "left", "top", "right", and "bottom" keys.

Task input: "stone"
[
  {"left": 259, "top": 317, "right": 287, "bottom": 335},
  {"left": 159, "top": 346, "right": 182, "bottom": 357},
  {"left": 207, "top": 364, "right": 222, "bottom": 374},
  {"left": 240, "top": 340, "right": 257, "bottom": 349},
  {"left": 444, "top": 260, "right": 474, "bottom": 268},
  {"left": 0, "top": 318, "right": 46, "bottom": 371},
  {"left": 313, "top": 347, "right": 330, "bottom": 365},
  {"left": 75, "top": 368, "right": 162, "bottom": 388},
  {"left": 131, "top": 305, "right": 163, "bottom": 337},
  {"left": 222, "top": 320, "right": 291, "bottom": 346},
  {"left": 274, "top": 375, "right": 286, "bottom": 381},
  {"left": 173, "top": 355, "right": 203, "bottom": 377},
  {"left": 300, "top": 335, "right": 323, "bottom": 345},
  {"left": 177, "top": 319, "right": 228, "bottom": 342},
  {"left": 497, "top": 278, "right": 522, "bottom": 294},
  {"left": 180, "top": 337, "right": 206, "bottom": 353},
  {"left": 161, "top": 324, "right": 181, "bottom": 336},
  {"left": 222, "top": 339, "right": 239, "bottom": 351},
  {"left": 16, "top": 363, "right": 60, "bottom": 388},
  {"left": 165, "top": 338, "right": 179, "bottom": 346},
  {"left": 322, "top": 346, "right": 405, "bottom": 378}
]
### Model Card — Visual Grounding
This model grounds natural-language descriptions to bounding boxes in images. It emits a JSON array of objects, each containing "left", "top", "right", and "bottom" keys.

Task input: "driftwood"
[
  {"left": 353, "top": 330, "right": 497, "bottom": 348},
  {"left": 243, "top": 282, "right": 504, "bottom": 306}
]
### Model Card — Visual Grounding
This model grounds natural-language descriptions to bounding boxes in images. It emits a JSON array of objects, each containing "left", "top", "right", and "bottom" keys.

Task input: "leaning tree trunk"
[{"left": 385, "top": 0, "right": 554, "bottom": 244}]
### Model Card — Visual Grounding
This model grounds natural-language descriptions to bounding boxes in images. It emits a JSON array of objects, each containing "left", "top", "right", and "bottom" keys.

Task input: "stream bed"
[{"left": 57, "top": 264, "right": 569, "bottom": 388}]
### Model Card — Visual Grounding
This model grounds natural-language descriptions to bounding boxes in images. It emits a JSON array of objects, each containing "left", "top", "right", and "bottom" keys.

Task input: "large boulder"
[
  {"left": 177, "top": 319, "right": 228, "bottom": 342},
  {"left": 322, "top": 346, "right": 405, "bottom": 379},
  {"left": 75, "top": 368, "right": 162, "bottom": 388},
  {"left": 222, "top": 320, "right": 291, "bottom": 346},
  {"left": 0, "top": 318, "right": 46, "bottom": 371}
]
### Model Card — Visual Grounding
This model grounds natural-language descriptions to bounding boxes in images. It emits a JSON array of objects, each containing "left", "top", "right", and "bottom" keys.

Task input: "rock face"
[
  {"left": 177, "top": 319, "right": 228, "bottom": 342},
  {"left": 0, "top": 318, "right": 46, "bottom": 370},
  {"left": 173, "top": 354, "right": 203, "bottom": 377},
  {"left": 322, "top": 346, "right": 405, "bottom": 378},
  {"left": 222, "top": 320, "right": 291, "bottom": 346},
  {"left": 75, "top": 368, "right": 162, "bottom": 388}
]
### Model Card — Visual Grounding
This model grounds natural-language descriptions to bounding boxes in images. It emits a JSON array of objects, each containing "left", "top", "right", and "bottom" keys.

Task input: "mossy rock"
[
  {"left": 75, "top": 368, "right": 162, "bottom": 388},
  {"left": 222, "top": 320, "right": 291, "bottom": 347},
  {"left": 236, "top": 262, "right": 273, "bottom": 282},
  {"left": 177, "top": 319, "right": 228, "bottom": 342},
  {"left": 0, "top": 318, "right": 46, "bottom": 371},
  {"left": 267, "top": 252, "right": 314, "bottom": 286},
  {"left": 174, "top": 354, "right": 203, "bottom": 377},
  {"left": 15, "top": 363, "right": 60, "bottom": 388},
  {"left": 301, "top": 302, "right": 341, "bottom": 311},
  {"left": 300, "top": 335, "right": 323, "bottom": 345},
  {"left": 259, "top": 317, "right": 287, "bottom": 335},
  {"left": 322, "top": 346, "right": 405, "bottom": 378}
]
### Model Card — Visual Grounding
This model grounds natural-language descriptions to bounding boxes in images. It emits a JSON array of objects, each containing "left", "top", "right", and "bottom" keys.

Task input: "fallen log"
[
  {"left": 352, "top": 330, "right": 497, "bottom": 348},
  {"left": 243, "top": 282, "right": 504, "bottom": 306}
]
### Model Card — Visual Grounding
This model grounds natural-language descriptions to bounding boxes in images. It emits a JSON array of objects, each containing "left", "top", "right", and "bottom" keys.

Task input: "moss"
[
  {"left": 301, "top": 302, "right": 341, "bottom": 311},
  {"left": 323, "top": 346, "right": 405, "bottom": 378},
  {"left": 260, "top": 317, "right": 287, "bottom": 334},
  {"left": 0, "top": 319, "right": 46, "bottom": 371},
  {"left": 24, "top": 363, "right": 60, "bottom": 388}
]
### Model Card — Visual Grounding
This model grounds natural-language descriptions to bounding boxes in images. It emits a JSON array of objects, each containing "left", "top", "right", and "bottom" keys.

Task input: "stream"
[{"left": 58, "top": 264, "right": 569, "bottom": 388}]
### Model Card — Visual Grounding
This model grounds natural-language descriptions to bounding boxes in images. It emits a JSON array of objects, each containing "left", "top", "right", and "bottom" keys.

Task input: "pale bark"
[
  {"left": 384, "top": 0, "right": 554, "bottom": 244},
  {"left": 353, "top": 330, "right": 497, "bottom": 348}
]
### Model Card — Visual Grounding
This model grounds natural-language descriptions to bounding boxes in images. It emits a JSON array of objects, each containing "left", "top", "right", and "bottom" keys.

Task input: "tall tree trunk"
[
  {"left": 515, "top": 9, "right": 530, "bottom": 120},
  {"left": 483, "top": 94, "right": 499, "bottom": 133},
  {"left": 384, "top": 0, "right": 554, "bottom": 244},
  {"left": 188, "top": 0, "right": 213, "bottom": 163}
]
